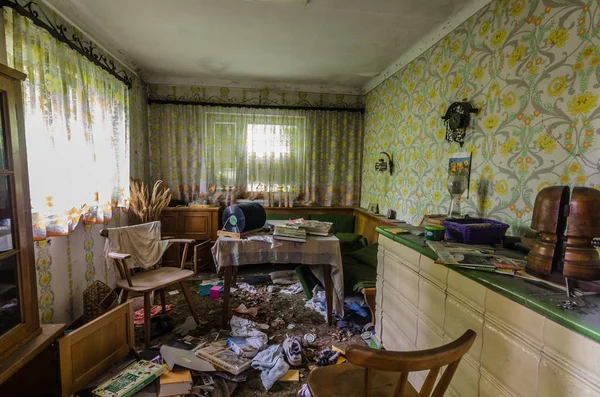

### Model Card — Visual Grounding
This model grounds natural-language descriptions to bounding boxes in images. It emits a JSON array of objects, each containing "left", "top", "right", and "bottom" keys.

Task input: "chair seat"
[
  {"left": 116, "top": 267, "right": 195, "bottom": 292},
  {"left": 308, "top": 363, "right": 418, "bottom": 397}
]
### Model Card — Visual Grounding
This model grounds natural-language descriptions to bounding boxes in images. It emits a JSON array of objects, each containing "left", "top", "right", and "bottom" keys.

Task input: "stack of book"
[
  {"left": 195, "top": 345, "right": 252, "bottom": 375},
  {"left": 273, "top": 225, "right": 307, "bottom": 242},
  {"left": 298, "top": 220, "right": 333, "bottom": 236}
]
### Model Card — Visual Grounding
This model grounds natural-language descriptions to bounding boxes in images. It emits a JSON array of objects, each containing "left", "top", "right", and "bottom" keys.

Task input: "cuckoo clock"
[{"left": 441, "top": 101, "right": 479, "bottom": 146}]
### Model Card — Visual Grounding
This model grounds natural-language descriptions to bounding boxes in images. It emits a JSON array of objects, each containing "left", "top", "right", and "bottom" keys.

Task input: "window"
[
  {"left": 247, "top": 124, "right": 292, "bottom": 157},
  {"left": 206, "top": 111, "right": 306, "bottom": 194}
]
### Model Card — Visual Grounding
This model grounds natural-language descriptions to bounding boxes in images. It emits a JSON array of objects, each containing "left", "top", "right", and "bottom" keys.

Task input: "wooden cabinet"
[
  {"left": 0, "top": 66, "right": 40, "bottom": 366},
  {"left": 354, "top": 208, "right": 397, "bottom": 243},
  {"left": 180, "top": 212, "right": 212, "bottom": 240},
  {"left": 160, "top": 207, "right": 220, "bottom": 241},
  {"left": 160, "top": 207, "right": 220, "bottom": 268}
]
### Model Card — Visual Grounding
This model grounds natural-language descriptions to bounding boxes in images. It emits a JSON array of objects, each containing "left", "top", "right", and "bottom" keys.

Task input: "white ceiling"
[{"left": 45, "top": 0, "right": 489, "bottom": 94}]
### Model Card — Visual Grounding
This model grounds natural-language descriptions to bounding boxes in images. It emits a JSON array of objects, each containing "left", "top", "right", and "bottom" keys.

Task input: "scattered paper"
[
  {"left": 280, "top": 282, "right": 303, "bottom": 295},
  {"left": 287, "top": 323, "right": 295, "bottom": 329},
  {"left": 236, "top": 282, "right": 257, "bottom": 294},
  {"left": 168, "top": 290, "right": 179, "bottom": 296},
  {"left": 234, "top": 303, "right": 259, "bottom": 317},
  {"left": 230, "top": 315, "right": 268, "bottom": 350},
  {"left": 174, "top": 315, "right": 201, "bottom": 336},
  {"left": 160, "top": 345, "right": 215, "bottom": 372}
]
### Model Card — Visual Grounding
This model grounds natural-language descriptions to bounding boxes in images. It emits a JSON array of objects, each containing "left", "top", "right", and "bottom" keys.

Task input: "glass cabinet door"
[
  {"left": 0, "top": 93, "right": 21, "bottom": 340},
  {"left": 0, "top": 68, "right": 38, "bottom": 359}
]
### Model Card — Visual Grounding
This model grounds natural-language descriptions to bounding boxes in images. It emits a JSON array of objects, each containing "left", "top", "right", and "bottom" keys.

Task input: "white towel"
[
  {"left": 104, "top": 221, "right": 170, "bottom": 269},
  {"left": 251, "top": 345, "right": 290, "bottom": 391}
]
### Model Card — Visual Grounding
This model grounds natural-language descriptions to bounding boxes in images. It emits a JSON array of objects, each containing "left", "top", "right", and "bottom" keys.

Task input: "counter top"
[{"left": 376, "top": 226, "right": 600, "bottom": 344}]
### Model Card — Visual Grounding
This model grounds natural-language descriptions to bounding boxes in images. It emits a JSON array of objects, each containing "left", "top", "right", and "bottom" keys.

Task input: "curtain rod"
[
  {"left": 147, "top": 98, "right": 365, "bottom": 113},
  {"left": 0, "top": 0, "right": 133, "bottom": 89}
]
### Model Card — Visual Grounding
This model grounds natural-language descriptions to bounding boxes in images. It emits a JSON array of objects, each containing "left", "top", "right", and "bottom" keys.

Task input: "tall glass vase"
[{"left": 447, "top": 174, "right": 468, "bottom": 218}]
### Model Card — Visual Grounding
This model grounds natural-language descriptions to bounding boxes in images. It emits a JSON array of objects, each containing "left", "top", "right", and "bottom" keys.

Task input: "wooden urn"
[
  {"left": 527, "top": 186, "right": 570, "bottom": 276},
  {"left": 563, "top": 187, "right": 600, "bottom": 280}
]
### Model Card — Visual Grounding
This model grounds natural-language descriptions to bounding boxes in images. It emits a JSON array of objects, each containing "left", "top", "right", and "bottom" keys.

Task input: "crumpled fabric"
[
  {"left": 316, "top": 349, "right": 340, "bottom": 366},
  {"left": 297, "top": 383, "right": 312, "bottom": 397},
  {"left": 104, "top": 221, "right": 170, "bottom": 269},
  {"left": 236, "top": 282, "right": 257, "bottom": 294},
  {"left": 251, "top": 345, "right": 290, "bottom": 391},
  {"left": 304, "top": 286, "right": 327, "bottom": 319},
  {"left": 230, "top": 315, "right": 268, "bottom": 350},
  {"left": 280, "top": 282, "right": 304, "bottom": 295}
]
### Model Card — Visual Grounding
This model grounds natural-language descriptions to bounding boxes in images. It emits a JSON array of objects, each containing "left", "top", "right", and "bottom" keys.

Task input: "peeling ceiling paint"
[{"left": 44, "top": 0, "right": 491, "bottom": 94}]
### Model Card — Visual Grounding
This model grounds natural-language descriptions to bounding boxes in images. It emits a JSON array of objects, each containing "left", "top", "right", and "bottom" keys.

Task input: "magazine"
[
  {"left": 92, "top": 360, "right": 165, "bottom": 397},
  {"left": 195, "top": 345, "right": 252, "bottom": 375},
  {"left": 273, "top": 225, "right": 307, "bottom": 242},
  {"left": 426, "top": 241, "right": 525, "bottom": 274},
  {"left": 226, "top": 337, "right": 259, "bottom": 358},
  {"left": 297, "top": 220, "right": 333, "bottom": 236}
]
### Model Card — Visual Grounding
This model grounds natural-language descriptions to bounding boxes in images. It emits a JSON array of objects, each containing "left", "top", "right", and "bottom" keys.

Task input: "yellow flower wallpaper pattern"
[{"left": 361, "top": 0, "right": 600, "bottom": 236}]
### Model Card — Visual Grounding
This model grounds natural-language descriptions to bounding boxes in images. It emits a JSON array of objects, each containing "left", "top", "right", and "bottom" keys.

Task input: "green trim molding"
[{"left": 377, "top": 226, "right": 600, "bottom": 344}]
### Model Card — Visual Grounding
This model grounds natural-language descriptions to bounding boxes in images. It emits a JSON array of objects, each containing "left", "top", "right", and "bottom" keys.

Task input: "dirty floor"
[{"left": 134, "top": 264, "right": 365, "bottom": 396}]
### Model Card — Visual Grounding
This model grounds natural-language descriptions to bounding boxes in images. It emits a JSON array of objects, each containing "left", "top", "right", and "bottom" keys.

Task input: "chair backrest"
[{"left": 346, "top": 329, "right": 476, "bottom": 397}]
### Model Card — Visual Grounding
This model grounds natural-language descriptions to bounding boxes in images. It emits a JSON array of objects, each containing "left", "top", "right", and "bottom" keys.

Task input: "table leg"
[
  {"left": 222, "top": 266, "right": 232, "bottom": 329},
  {"left": 143, "top": 292, "right": 151, "bottom": 348},
  {"left": 232, "top": 267, "right": 238, "bottom": 286},
  {"left": 321, "top": 264, "right": 333, "bottom": 326},
  {"left": 159, "top": 289, "right": 167, "bottom": 313}
]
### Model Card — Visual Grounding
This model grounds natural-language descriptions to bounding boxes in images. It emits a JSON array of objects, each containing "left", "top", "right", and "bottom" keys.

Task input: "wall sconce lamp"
[{"left": 375, "top": 152, "right": 393, "bottom": 175}]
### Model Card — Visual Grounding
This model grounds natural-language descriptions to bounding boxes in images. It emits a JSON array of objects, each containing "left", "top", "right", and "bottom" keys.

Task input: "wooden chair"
[
  {"left": 100, "top": 227, "right": 201, "bottom": 347},
  {"left": 308, "top": 329, "right": 476, "bottom": 397}
]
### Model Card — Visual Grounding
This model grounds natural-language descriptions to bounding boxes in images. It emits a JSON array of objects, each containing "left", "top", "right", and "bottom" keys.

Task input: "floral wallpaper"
[
  {"left": 361, "top": 0, "right": 600, "bottom": 236},
  {"left": 148, "top": 84, "right": 365, "bottom": 110},
  {"left": 35, "top": 210, "right": 125, "bottom": 325}
]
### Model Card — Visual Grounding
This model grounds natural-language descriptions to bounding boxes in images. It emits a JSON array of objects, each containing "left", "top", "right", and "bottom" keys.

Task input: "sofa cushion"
[
  {"left": 336, "top": 232, "right": 367, "bottom": 253},
  {"left": 341, "top": 255, "right": 377, "bottom": 295},
  {"left": 348, "top": 243, "right": 379, "bottom": 269}
]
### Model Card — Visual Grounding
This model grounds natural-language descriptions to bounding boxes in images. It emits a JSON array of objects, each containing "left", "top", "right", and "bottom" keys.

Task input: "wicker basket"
[{"left": 83, "top": 280, "right": 119, "bottom": 323}]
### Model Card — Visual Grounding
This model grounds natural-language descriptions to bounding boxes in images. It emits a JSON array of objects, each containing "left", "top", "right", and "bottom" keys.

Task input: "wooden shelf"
[{"left": 0, "top": 323, "right": 66, "bottom": 385}]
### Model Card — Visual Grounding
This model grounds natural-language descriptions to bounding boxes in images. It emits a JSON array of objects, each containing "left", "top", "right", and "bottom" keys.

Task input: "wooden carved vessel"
[
  {"left": 527, "top": 186, "right": 570, "bottom": 276},
  {"left": 563, "top": 187, "right": 600, "bottom": 280}
]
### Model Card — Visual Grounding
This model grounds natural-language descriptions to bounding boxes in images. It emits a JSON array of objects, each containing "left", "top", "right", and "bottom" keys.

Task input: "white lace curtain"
[
  {"left": 148, "top": 104, "right": 363, "bottom": 206},
  {"left": 5, "top": 11, "right": 130, "bottom": 240}
]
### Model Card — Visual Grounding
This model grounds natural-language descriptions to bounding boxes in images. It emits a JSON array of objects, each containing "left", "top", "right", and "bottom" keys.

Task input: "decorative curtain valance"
[
  {"left": 148, "top": 104, "right": 363, "bottom": 206},
  {"left": 5, "top": 10, "right": 130, "bottom": 240}
]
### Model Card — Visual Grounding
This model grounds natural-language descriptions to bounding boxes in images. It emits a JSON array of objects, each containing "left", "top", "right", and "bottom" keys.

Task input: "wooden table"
[{"left": 211, "top": 234, "right": 344, "bottom": 328}]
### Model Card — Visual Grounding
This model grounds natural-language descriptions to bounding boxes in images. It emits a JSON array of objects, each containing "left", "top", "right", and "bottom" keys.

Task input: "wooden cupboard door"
[
  {"left": 181, "top": 212, "right": 212, "bottom": 240},
  {"left": 160, "top": 212, "right": 178, "bottom": 237}
]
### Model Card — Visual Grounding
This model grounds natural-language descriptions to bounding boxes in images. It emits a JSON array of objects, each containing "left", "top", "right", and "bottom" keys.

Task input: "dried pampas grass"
[{"left": 129, "top": 179, "right": 171, "bottom": 223}]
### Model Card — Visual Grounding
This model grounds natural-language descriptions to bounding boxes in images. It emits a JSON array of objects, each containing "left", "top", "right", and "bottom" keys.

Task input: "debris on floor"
[
  {"left": 234, "top": 303, "right": 259, "bottom": 317},
  {"left": 133, "top": 304, "right": 172, "bottom": 325},
  {"left": 82, "top": 265, "right": 374, "bottom": 397},
  {"left": 280, "top": 282, "right": 304, "bottom": 295},
  {"left": 199, "top": 282, "right": 223, "bottom": 297},
  {"left": 236, "top": 282, "right": 258, "bottom": 294},
  {"left": 270, "top": 270, "right": 299, "bottom": 285}
]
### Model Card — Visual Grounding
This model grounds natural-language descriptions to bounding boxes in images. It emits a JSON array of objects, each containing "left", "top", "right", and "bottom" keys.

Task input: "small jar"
[{"left": 425, "top": 225, "right": 445, "bottom": 241}]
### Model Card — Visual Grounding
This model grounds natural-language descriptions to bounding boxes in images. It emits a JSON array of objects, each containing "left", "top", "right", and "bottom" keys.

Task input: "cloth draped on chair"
[{"left": 104, "top": 221, "right": 170, "bottom": 269}]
